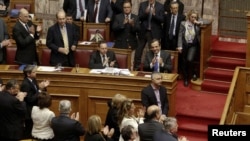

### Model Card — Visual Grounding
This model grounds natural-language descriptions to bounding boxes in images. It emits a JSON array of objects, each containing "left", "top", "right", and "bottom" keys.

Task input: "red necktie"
[{"left": 79, "top": 0, "right": 83, "bottom": 12}]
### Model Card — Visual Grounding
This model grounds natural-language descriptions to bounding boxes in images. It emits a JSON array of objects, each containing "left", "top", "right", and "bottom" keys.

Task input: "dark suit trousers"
[{"left": 134, "top": 31, "right": 153, "bottom": 69}]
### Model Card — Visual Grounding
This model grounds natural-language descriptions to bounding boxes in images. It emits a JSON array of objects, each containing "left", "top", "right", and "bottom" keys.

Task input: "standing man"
[
  {"left": 63, "top": 0, "right": 88, "bottom": 21},
  {"left": 143, "top": 39, "right": 172, "bottom": 73},
  {"left": 162, "top": 1, "right": 185, "bottom": 50},
  {"left": 0, "top": 17, "right": 11, "bottom": 64},
  {"left": 89, "top": 42, "right": 118, "bottom": 69},
  {"left": 12, "top": 8, "right": 42, "bottom": 65},
  {"left": 87, "top": 0, "right": 113, "bottom": 23},
  {"left": 66, "top": 13, "right": 80, "bottom": 42},
  {"left": 21, "top": 65, "right": 50, "bottom": 139},
  {"left": 141, "top": 72, "right": 169, "bottom": 116},
  {"left": 164, "top": 0, "right": 184, "bottom": 15},
  {"left": 46, "top": 10, "right": 78, "bottom": 67},
  {"left": 134, "top": 0, "right": 164, "bottom": 70},
  {"left": 0, "top": 79, "right": 27, "bottom": 141}
]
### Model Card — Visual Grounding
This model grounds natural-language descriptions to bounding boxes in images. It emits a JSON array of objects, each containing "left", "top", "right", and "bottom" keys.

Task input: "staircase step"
[
  {"left": 201, "top": 80, "right": 231, "bottom": 94},
  {"left": 204, "top": 68, "right": 234, "bottom": 82},
  {"left": 211, "top": 41, "right": 246, "bottom": 59},
  {"left": 207, "top": 56, "right": 245, "bottom": 70},
  {"left": 178, "top": 129, "right": 207, "bottom": 141}
]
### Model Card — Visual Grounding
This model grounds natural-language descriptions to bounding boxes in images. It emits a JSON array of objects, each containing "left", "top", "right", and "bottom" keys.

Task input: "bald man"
[
  {"left": 46, "top": 10, "right": 78, "bottom": 67},
  {"left": 12, "top": 8, "right": 42, "bottom": 65},
  {"left": 138, "top": 105, "right": 164, "bottom": 141}
]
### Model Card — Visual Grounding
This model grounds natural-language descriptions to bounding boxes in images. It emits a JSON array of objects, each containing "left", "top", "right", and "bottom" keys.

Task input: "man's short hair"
[
  {"left": 23, "top": 65, "right": 36, "bottom": 77},
  {"left": 59, "top": 100, "right": 71, "bottom": 114},
  {"left": 121, "top": 125, "right": 134, "bottom": 141}
]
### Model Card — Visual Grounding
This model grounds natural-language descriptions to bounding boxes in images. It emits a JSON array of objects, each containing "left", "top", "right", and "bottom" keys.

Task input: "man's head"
[
  {"left": 23, "top": 65, "right": 37, "bottom": 78},
  {"left": 59, "top": 100, "right": 71, "bottom": 114},
  {"left": 56, "top": 10, "right": 66, "bottom": 27},
  {"left": 163, "top": 117, "right": 178, "bottom": 134},
  {"left": 98, "top": 42, "right": 108, "bottom": 55},
  {"left": 66, "top": 13, "right": 73, "bottom": 24},
  {"left": 121, "top": 125, "right": 137, "bottom": 141},
  {"left": 170, "top": 1, "right": 179, "bottom": 15},
  {"left": 150, "top": 39, "right": 161, "bottom": 55},
  {"left": 5, "top": 79, "right": 20, "bottom": 96},
  {"left": 18, "top": 8, "right": 29, "bottom": 23},
  {"left": 146, "top": 105, "right": 161, "bottom": 120},
  {"left": 151, "top": 72, "right": 163, "bottom": 87},
  {"left": 123, "top": 0, "right": 132, "bottom": 15}
]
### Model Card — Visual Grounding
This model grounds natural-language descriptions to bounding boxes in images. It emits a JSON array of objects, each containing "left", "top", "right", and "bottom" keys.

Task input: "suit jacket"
[
  {"left": 0, "top": 91, "right": 26, "bottom": 140},
  {"left": 21, "top": 77, "right": 39, "bottom": 119},
  {"left": 163, "top": 13, "right": 185, "bottom": 50},
  {"left": 143, "top": 50, "right": 172, "bottom": 73},
  {"left": 87, "top": 0, "right": 113, "bottom": 23},
  {"left": 51, "top": 114, "right": 85, "bottom": 141},
  {"left": 85, "top": 133, "right": 113, "bottom": 141},
  {"left": 138, "top": 120, "right": 164, "bottom": 141},
  {"left": 0, "top": 18, "right": 9, "bottom": 63},
  {"left": 141, "top": 84, "right": 169, "bottom": 115},
  {"left": 138, "top": 1, "right": 164, "bottom": 40},
  {"left": 105, "top": 103, "right": 120, "bottom": 141},
  {"left": 111, "top": 0, "right": 124, "bottom": 16},
  {"left": 153, "top": 129, "right": 178, "bottom": 141},
  {"left": 164, "top": 0, "right": 184, "bottom": 15},
  {"left": 12, "top": 20, "right": 40, "bottom": 65},
  {"left": 112, "top": 13, "right": 140, "bottom": 50},
  {"left": 63, "top": 0, "right": 88, "bottom": 20},
  {"left": 89, "top": 50, "right": 119, "bottom": 69},
  {"left": 46, "top": 23, "right": 78, "bottom": 67}
]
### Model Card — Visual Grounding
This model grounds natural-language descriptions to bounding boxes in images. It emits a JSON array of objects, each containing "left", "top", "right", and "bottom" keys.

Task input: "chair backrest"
[
  {"left": 164, "top": 50, "right": 179, "bottom": 73},
  {"left": 10, "top": 0, "right": 34, "bottom": 13},
  {"left": 83, "top": 21, "right": 110, "bottom": 42},
  {"left": 75, "top": 49, "right": 93, "bottom": 68},
  {"left": 6, "top": 47, "right": 17, "bottom": 65},
  {"left": 40, "top": 48, "right": 51, "bottom": 66},
  {"left": 109, "top": 48, "right": 131, "bottom": 69}
]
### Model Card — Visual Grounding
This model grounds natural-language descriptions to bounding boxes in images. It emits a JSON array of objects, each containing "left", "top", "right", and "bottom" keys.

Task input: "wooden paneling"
[{"left": 0, "top": 65, "right": 178, "bottom": 127}]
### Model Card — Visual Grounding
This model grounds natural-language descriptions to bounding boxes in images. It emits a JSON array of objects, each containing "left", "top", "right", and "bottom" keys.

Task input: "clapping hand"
[
  {"left": 39, "top": 80, "right": 50, "bottom": 89},
  {"left": 16, "top": 92, "right": 27, "bottom": 102},
  {"left": 71, "top": 112, "right": 80, "bottom": 121}
]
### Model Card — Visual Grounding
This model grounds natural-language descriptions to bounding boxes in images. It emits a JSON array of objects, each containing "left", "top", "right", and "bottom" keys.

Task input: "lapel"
[
  {"left": 149, "top": 85, "right": 158, "bottom": 102},
  {"left": 56, "top": 24, "right": 64, "bottom": 43}
]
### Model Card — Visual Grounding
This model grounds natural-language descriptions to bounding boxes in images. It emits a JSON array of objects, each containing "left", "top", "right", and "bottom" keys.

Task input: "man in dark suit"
[
  {"left": 163, "top": 1, "right": 185, "bottom": 50},
  {"left": 63, "top": 0, "right": 88, "bottom": 21},
  {"left": 51, "top": 100, "right": 85, "bottom": 141},
  {"left": 87, "top": 0, "right": 113, "bottom": 23},
  {"left": 112, "top": 0, "right": 140, "bottom": 50},
  {"left": 0, "top": 18, "right": 11, "bottom": 64},
  {"left": 20, "top": 65, "right": 50, "bottom": 139},
  {"left": 164, "top": 0, "right": 184, "bottom": 15},
  {"left": 153, "top": 117, "right": 189, "bottom": 141},
  {"left": 0, "top": 79, "right": 27, "bottom": 141},
  {"left": 89, "top": 42, "right": 118, "bottom": 69},
  {"left": 138, "top": 105, "right": 164, "bottom": 141},
  {"left": 143, "top": 39, "right": 172, "bottom": 73},
  {"left": 141, "top": 72, "right": 169, "bottom": 116},
  {"left": 134, "top": 0, "right": 164, "bottom": 70},
  {"left": 12, "top": 8, "right": 42, "bottom": 65},
  {"left": 46, "top": 10, "right": 78, "bottom": 67},
  {"left": 66, "top": 13, "right": 80, "bottom": 42}
]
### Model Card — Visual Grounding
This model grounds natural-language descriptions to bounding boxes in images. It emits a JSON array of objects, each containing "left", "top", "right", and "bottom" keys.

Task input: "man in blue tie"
[{"left": 143, "top": 39, "right": 172, "bottom": 73}]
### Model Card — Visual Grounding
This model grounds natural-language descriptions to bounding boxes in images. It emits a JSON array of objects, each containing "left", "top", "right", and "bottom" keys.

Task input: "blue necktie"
[{"left": 154, "top": 55, "right": 159, "bottom": 72}]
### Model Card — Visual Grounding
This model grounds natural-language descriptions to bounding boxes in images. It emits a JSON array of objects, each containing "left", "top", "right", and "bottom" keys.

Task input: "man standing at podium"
[{"left": 46, "top": 10, "right": 78, "bottom": 67}]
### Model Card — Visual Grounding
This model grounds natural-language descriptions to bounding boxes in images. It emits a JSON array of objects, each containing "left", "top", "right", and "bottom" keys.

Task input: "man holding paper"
[{"left": 89, "top": 42, "right": 118, "bottom": 69}]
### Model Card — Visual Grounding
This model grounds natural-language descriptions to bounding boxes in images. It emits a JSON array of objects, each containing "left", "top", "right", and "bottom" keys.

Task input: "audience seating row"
[{"left": 6, "top": 46, "right": 178, "bottom": 73}]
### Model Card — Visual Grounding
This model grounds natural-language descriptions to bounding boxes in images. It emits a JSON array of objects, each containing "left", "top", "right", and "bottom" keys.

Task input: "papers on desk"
[
  {"left": 79, "top": 41, "right": 92, "bottom": 45},
  {"left": 37, "top": 66, "right": 61, "bottom": 72},
  {"left": 89, "top": 68, "right": 132, "bottom": 76}
]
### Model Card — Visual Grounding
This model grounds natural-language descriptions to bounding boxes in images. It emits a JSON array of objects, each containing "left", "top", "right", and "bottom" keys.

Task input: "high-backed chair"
[
  {"left": 10, "top": 0, "right": 34, "bottom": 13},
  {"left": 109, "top": 48, "right": 132, "bottom": 69},
  {"left": 165, "top": 50, "right": 179, "bottom": 73},
  {"left": 6, "top": 47, "right": 17, "bottom": 65},
  {"left": 75, "top": 49, "right": 93, "bottom": 68},
  {"left": 83, "top": 21, "right": 110, "bottom": 42},
  {"left": 40, "top": 48, "right": 51, "bottom": 66}
]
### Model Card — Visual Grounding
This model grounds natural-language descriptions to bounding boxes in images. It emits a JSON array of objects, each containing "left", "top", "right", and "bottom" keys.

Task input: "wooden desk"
[{"left": 0, "top": 65, "right": 178, "bottom": 127}]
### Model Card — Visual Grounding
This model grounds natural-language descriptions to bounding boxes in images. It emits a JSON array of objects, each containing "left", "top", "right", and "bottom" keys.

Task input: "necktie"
[
  {"left": 169, "top": 15, "right": 175, "bottom": 39},
  {"left": 154, "top": 54, "right": 159, "bottom": 72},
  {"left": 25, "top": 24, "right": 29, "bottom": 32},
  {"left": 154, "top": 89, "right": 162, "bottom": 114},
  {"left": 102, "top": 54, "right": 105, "bottom": 64},
  {"left": 79, "top": 0, "right": 84, "bottom": 13},
  {"left": 94, "top": 1, "right": 99, "bottom": 23},
  {"left": 61, "top": 26, "right": 69, "bottom": 55},
  {"left": 148, "top": 4, "right": 153, "bottom": 30}
]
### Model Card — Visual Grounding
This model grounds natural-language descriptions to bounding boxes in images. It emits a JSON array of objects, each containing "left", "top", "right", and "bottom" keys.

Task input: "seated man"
[
  {"left": 143, "top": 39, "right": 172, "bottom": 73},
  {"left": 89, "top": 42, "right": 118, "bottom": 69}
]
